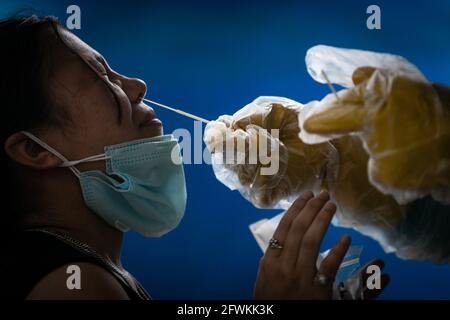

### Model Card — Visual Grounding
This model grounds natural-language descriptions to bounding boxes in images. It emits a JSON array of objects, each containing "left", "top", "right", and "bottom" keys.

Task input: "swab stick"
[
  {"left": 143, "top": 98, "right": 210, "bottom": 124},
  {"left": 321, "top": 70, "right": 342, "bottom": 103}
]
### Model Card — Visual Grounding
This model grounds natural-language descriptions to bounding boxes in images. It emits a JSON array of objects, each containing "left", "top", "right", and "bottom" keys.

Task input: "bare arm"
[{"left": 26, "top": 262, "right": 130, "bottom": 300}]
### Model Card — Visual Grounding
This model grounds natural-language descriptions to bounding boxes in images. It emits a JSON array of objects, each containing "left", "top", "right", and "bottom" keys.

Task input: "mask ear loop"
[
  {"left": 21, "top": 131, "right": 110, "bottom": 178},
  {"left": 59, "top": 154, "right": 111, "bottom": 168}
]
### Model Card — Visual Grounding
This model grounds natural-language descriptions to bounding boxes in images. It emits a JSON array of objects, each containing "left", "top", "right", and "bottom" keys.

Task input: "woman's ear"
[{"left": 4, "top": 132, "right": 63, "bottom": 169}]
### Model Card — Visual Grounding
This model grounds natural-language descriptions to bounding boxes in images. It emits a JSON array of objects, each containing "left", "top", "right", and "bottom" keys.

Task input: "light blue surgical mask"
[{"left": 22, "top": 131, "right": 187, "bottom": 237}]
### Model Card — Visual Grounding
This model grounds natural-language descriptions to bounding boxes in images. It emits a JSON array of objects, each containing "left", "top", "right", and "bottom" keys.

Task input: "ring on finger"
[
  {"left": 268, "top": 238, "right": 283, "bottom": 250},
  {"left": 314, "top": 273, "right": 334, "bottom": 287}
]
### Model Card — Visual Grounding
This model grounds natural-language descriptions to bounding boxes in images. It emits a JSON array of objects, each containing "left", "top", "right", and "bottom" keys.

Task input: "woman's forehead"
[
  {"left": 53, "top": 29, "right": 110, "bottom": 89},
  {"left": 59, "top": 28, "right": 103, "bottom": 63},
  {"left": 48, "top": 30, "right": 111, "bottom": 105}
]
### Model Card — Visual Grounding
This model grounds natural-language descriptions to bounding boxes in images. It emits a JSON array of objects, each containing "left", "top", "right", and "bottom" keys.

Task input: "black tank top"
[{"left": 0, "top": 229, "right": 151, "bottom": 300}]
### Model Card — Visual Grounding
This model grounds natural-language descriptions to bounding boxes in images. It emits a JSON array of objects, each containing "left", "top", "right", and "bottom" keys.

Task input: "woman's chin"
[{"left": 142, "top": 123, "right": 164, "bottom": 138}]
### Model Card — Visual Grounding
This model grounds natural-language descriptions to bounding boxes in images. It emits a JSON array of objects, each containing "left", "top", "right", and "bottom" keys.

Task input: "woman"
[{"left": 0, "top": 15, "right": 387, "bottom": 299}]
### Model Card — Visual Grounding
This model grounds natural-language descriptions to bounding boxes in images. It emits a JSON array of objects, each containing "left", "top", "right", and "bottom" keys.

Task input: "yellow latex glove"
[
  {"left": 205, "top": 97, "right": 404, "bottom": 231},
  {"left": 303, "top": 66, "right": 450, "bottom": 203},
  {"left": 204, "top": 97, "right": 331, "bottom": 209},
  {"left": 328, "top": 134, "right": 405, "bottom": 229}
]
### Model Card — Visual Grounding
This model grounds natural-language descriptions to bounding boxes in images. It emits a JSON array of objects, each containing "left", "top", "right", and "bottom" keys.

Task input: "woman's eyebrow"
[{"left": 94, "top": 54, "right": 110, "bottom": 69}]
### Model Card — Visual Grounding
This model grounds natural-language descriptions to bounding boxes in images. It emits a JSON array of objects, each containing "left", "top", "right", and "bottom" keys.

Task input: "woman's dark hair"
[{"left": 0, "top": 15, "right": 70, "bottom": 234}]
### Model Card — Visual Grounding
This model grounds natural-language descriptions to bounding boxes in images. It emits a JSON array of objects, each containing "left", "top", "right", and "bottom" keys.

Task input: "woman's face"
[{"left": 39, "top": 28, "right": 163, "bottom": 172}]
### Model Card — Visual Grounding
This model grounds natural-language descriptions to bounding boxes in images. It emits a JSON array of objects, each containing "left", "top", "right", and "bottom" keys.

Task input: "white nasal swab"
[
  {"left": 144, "top": 73, "right": 339, "bottom": 123},
  {"left": 321, "top": 70, "right": 342, "bottom": 103},
  {"left": 143, "top": 98, "right": 210, "bottom": 124}
]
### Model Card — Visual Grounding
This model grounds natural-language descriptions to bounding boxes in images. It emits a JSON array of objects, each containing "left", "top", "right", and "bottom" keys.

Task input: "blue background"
[{"left": 2, "top": 0, "right": 450, "bottom": 299}]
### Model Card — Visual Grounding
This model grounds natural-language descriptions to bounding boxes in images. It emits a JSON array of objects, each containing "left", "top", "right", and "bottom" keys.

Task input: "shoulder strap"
[{"left": 0, "top": 230, "right": 150, "bottom": 299}]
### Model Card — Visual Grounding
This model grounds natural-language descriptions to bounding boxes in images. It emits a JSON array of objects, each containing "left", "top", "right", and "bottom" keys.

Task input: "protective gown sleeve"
[
  {"left": 300, "top": 45, "right": 450, "bottom": 205},
  {"left": 204, "top": 96, "right": 405, "bottom": 230}
]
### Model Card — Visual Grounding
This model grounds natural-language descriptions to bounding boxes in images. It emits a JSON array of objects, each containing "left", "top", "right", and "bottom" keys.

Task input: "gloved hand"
[
  {"left": 301, "top": 45, "right": 450, "bottom": 204},
  {"left": 204, "top": 96, "right": 331, "bottom": 209},
  {"left": 204, "top": 96, "right": 404, "bottom": 231}
]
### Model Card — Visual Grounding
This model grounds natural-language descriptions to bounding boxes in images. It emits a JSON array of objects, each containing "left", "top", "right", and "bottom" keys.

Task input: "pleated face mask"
[{"left": 22, "top": 131, "right": 187, "bottom": 237}]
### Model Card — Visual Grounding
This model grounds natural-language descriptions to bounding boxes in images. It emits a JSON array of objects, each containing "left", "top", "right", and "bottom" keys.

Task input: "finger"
[
  {"left": 264, "top": 191, "right": 314, "bottom": 260},
  {"left": 432, "top": 82, "right": 450, "bottom": 111},
  {"left": 303, "top": 67, "right": 377, "bottom": 137},
  {"left": 296, "top": 201, "right": 337, "bottom": 275},
  {"left": 362, "top": 274, "right": 390, "bottom": 300},
  {"left": 280, "top": 191, "right": 330, "bottom": 267},
  {"left": 360, "top": 259, "right": 385, "bottom": 285},
  {"left": 303, "top": 100, "right": 366, "bottom": 135},
  {"left": 317, "top": 235, "right": 352, "bottom": 280}
]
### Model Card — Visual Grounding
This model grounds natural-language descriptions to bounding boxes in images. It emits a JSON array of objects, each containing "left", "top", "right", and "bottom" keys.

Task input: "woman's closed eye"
[
  {"left": 92, "top": 56, "right": 111, "bottom": 78},
  {"left": 94, "top": 60, "right": 123, "bottom": 88},
  {"left": 109, "top": 77, "right": 123, "bottom": 88},
  {"left": 93, "top": 63, "right": 123, "bottom": 89}
]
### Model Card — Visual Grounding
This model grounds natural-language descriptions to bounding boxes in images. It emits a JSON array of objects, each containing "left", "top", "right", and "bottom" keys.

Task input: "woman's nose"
[{"left": 122, "top": 77, "right": 147, "bottom": 103}]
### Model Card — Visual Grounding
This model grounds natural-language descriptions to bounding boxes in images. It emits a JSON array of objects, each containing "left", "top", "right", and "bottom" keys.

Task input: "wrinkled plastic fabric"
[
  {"left": 301, "top": 45, "right": 450, "bottom": 205},
  {"left": 305, "top": 44, "right": 427, "bottom": 87},
  {"left": 205, "top": 96, "right": 411, "bottom": 253},
  {"left": 207, "top": 93, "right": 450, "bottom": 262},
  {"left": 204, "top": 96, "right": 330, "bottom": 209},
  {"left": 205, "top": 95, "right": 406, "bottom": 227}
]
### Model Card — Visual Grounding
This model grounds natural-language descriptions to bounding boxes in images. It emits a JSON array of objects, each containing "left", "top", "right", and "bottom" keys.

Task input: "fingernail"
[
  {"left": 340, "top": 234, "right": 351, "bottom": 243},
  {"left": 318, "top": 190, "right": 329, "bottom": 200},
  {"left": 325, "top": 202, "right": 336, "bottom": 212}
]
